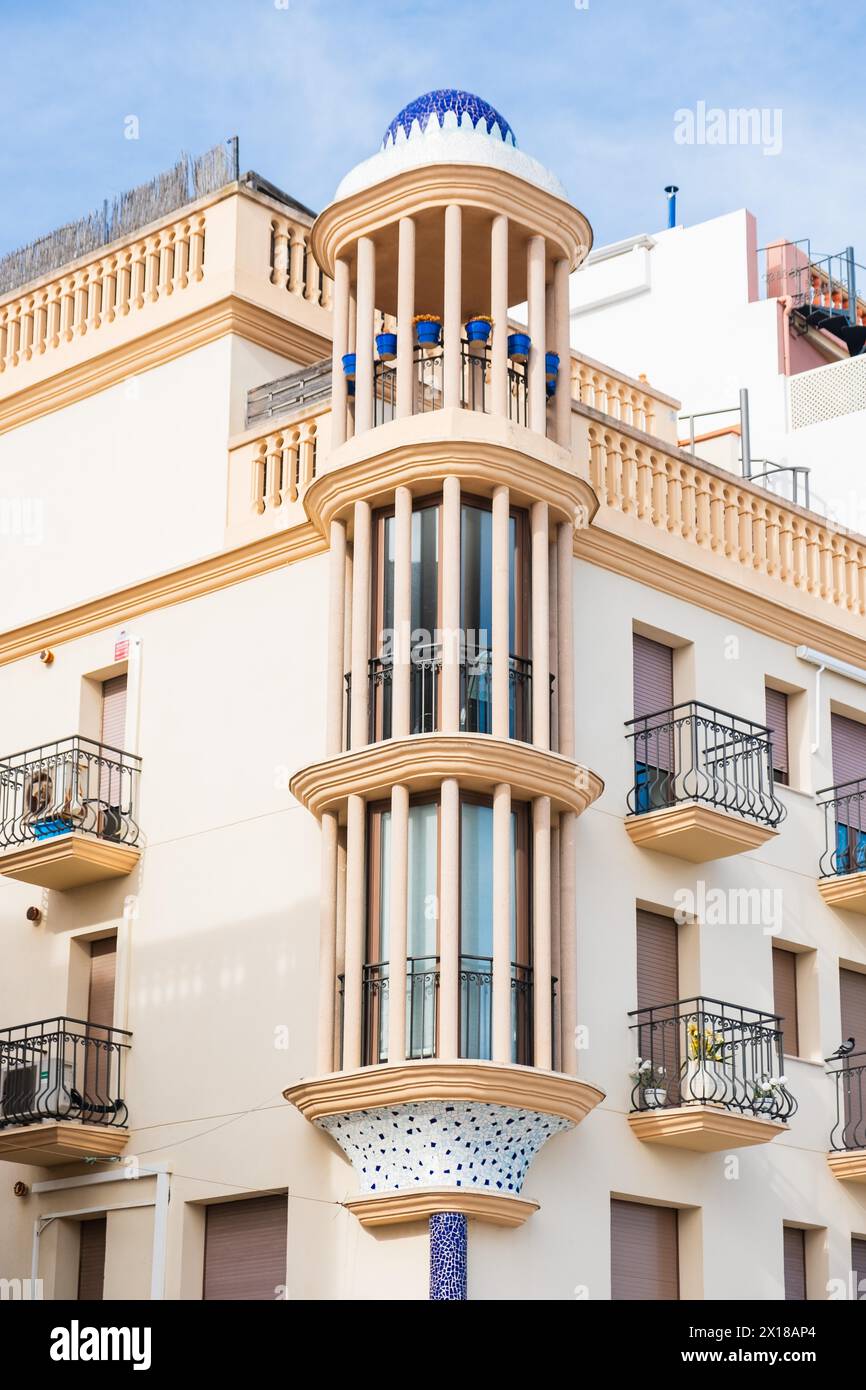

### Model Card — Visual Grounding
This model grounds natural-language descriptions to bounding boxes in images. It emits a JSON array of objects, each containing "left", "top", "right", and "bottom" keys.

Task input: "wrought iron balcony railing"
[
  {"left": 818, "top": 778, "right": 866, "bottom": 877},
  {"left": 628, "top": 996, "right": 797, "bottom": 1122},
  {"left": 370, "top": 341, "right": 529, "bottom": 426},
  {"left": 0, "top": 735, "right": 141, "bottom": 851},
  {"left": 361, "top": 957, "right": 439, "bottom": 1065},
  {"left": 459, "top": 955, "right": 533, "bottom": 1066},
  {"left": 625, "top": 701, "right": 785, "bottom": 827},
  {"left": 827, "top": 1050, "right": 866, "bottom": 1152},
  {"left": 0, "top": 1017, "right": 131, "bottom": 1130}
]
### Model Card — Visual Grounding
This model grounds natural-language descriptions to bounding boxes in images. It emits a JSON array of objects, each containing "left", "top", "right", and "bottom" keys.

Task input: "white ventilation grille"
[{"left": 790, "top": 353, "right": 866, "bottom": 429}]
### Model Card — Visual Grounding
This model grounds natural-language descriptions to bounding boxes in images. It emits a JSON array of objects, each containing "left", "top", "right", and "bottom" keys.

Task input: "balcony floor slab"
[
  {"left": 628, "top": 1104, "right": 788, "bottom": 1151},
  {"left": 624, "top": 803, "right": 779, "bottom": 862},
  {"left": 0, "top": 1121, "right": 130, "bottom": 1167},
  {"left": 344, "top": 1188, "right": 539, "bottom": 1229},
  {"left": 817, "top": 872, "right": 866, "bottom": 916},
  {"left": 0, "top": 834, "right": 140, "bottom": 890},
  {"left": 827, "top": 1149, "right": 866, "bottom": 1183}
]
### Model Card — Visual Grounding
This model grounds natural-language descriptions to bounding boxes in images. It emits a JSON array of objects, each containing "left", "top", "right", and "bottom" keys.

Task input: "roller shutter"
[
  {"left": 77, "top": 1217, "right": 106, "bottom": 1301},
  {"left": 765, "top": 688, "right": 789, "bottom": 784},
  {"left": 772, "top": 947, "right": 799, "bottom": 1057},
  {"left": 783, "top": 1227, "right": 806, "bottom": 1300},
  {"left": 611, "top": 1199, "right": 679, "bottom": 1300},
  {"left": 203, "top": 1194, "right": 287, "bottom": 1300}
]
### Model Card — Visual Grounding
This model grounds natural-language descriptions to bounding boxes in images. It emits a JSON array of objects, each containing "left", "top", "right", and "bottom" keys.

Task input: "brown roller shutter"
[
  {"left": 611, "top": 1199, "right": 679, "bottom": 1300},
  {"left": 633, "top": 635, "right": 674, "bottom": 718},
  {"left": 783, "top": 1227, "right": 806, "bottom": 1299},
  {"left": 636, "top": 910, "right": 678, "bottom": 1010},
  {"left": 852, "top": 1237, "right": 866, "bottom": 1291},
  {"left": 100, "top": 675, "right": 128, "bottom": 749},
  {"left": 88, "top": 938, "right": 117, "bottom": 1030},
  {"left": 77, "top": 1217, "right": 106, "bottom": 1301},
  {"left": 772, "top": 948, "right": 799, "bottom": 1057},
  {"left": 765, "top": 688, "right": 789, "bottom": 783},
  {"left": 831, "top": 713, "right": 866, "bottom": 788},
  {"left": 840, "top": 968, "right": 866, "bottom": 1052},
  {"left": 203, "top": 1194, "right": 287, "bottom": 1300}
]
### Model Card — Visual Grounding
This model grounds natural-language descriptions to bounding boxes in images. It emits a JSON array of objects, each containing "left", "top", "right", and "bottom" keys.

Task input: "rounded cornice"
[
  {"left": 289, "top": 733, "right": 604, "bottom": 820},
  {"left": 343, "top": 1188, "right": 539, "bottom": 1229},
  {"left": 304, "top": 408, "right": 599, "bottom": 536},
  {"left": 284, "top": 1059, "right": 605, "bottom": 1127},
  {"left": 311, "top": 163, "right": 593, "bottom": 278}
]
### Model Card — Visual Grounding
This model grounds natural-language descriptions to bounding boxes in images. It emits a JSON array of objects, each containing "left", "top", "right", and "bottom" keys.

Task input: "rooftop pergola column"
[
  {"left": 527, "top": 235, "right": 546, "bottom": 432},
  {"left": 443, "top": 205, "right": 462, "bottom": 409},
  {"left": 554, "top": 257, "right": 572, "bottom": 447},
  {"left": 490, "top": 215, "right": 509, "bottom": 418},
  {"left": 395, "top": 218, "right": 416, "bottom": 420},
  {"left": 354, "top": 236, "right": 376, "bottom": 433},
  {"left": 330, "top": 257, "right": 350, "bottom": 449}
]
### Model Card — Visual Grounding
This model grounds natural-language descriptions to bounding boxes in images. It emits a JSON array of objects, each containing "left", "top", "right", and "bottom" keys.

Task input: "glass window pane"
[
  {"left": 460, "top": 505, "right": 492, "bottom": 656},
  {"left": 411, "top": 506, "right": 439, "bottom": 646},
  {"left": 407, "top": 802, "right": 438, "bottom": 959},
  {"left": 381, "top": 516, "right": 395, "bottom": 653}
]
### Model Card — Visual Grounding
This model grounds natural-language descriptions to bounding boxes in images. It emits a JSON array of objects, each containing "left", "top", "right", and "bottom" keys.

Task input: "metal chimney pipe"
[
  {"left": 845, "top": 246, "right": 857, "bottom": 328},
  {"left": 739, "top": 387, "right": 752, "bottom": 479},
  {"left": 664, "top": 185, "right": 679, "bottom": 229}
]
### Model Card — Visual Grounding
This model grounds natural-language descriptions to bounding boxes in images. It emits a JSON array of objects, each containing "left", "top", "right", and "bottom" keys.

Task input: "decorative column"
[
  {"left": 532, "top": 796, "right": 552, "bottom": 1068},
  {"left": 492, "top": 781, "right": 512, "bottom": 1064},
  {"left": 343, "top": 793, "right": 366, "bottom": 1070},
  {"left": 326, "top": 519, "right": 347, "bottom": 756},
  {"left": 531, "top": 501, "right": 550, "bottom": 749},
  {"left": 387, "top": 783, "right": 409, "bottom": 1063},
  {"left": 554, "top": 257, "right": 572, "bottom": 448},
  {"left": 527, "top": 235, "right": 546, "bottom": 433},
  {"left": 346, "top": 282, "right": 357, "bottom": 440},
  {"left": 392, "top": 487, "right": 412, "bottom": 738},
  {"left": 443, "top": 205, "right": 462, "bottom": 409},
  {"left": 559, "top": 811, "right": 577, "bottom": 1076},
  {"left": 396, "top": 218, "right": 416, "bottom": 420},
  {"left": 556, "top": 522, "right": 575, "bottom": 760},
  {"left": 355, "top": 236, "right": 376, "bottom": 434},
  {"left": 331, "top": 257, "right": 350, "bottom": 449},
  {"left": 350, "top": 501, "right": 372, "bottom": 749},
  {"left": 490, "top": 215, "right": 509, "bottom": 419},
  {"left": 491, "top": 486, "right": 510, "bottom": 740},
  {"left": 429, "top": 1213, "right": 468, "bottom": 1300},
  {"left": 438, "top": 777, "right": 460, "bottom": 1058},
  {"left": 316, "top": 810, "right": 339, "bottom": 1072},
  {"left": 441, "top": 475, "right": 461, "bottom": 732}
]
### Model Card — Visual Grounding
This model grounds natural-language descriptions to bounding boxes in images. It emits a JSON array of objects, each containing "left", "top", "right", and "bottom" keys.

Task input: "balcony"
[
  {"left": 0, "top": 1017, "right": 131, "bottom": 1166},
  {"left": 346, "top": 647, "right": 543, "bottom": 748},
  {"left": 624, "top": 702, "right": 785, "bottom": 861},
  {"left": 826, "top": 1052, "right": 866, "bottom": 1182},
  {"left": 0, "top": 736, "right": 142, "bottom": 889},
  {"left": 816, "top": 779, "right": 866, "bottom": 914},
  {"left": 371, "top": 341, "right": 531, "bottom": 427},
  {"left": 627, "top": 997, "right": 796, "bottom": 1151}
]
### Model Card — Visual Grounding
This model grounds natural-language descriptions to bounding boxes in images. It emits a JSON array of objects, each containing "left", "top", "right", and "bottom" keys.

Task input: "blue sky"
[{"left": 0, "top": 0, "right": 862, "bottom": 261}]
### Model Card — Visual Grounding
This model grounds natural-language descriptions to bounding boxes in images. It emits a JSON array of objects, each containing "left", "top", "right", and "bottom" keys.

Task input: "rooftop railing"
[
  {"left": 0, "top": 1017, "right": 131, "bottom": 1130},
  {"left": 0, "top": 736, "right": 141, "bottom": 851}
]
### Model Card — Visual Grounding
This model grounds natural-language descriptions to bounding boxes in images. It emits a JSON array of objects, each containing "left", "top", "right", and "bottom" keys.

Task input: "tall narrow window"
[
  {"left": 611, "top": 1199, "right": 679, "bottom": 1300},
  {"left": 772, "top": 947, "right": 799, "bottom": 1056},
  {"left": 372, "top": 503, "right": 440, "bottom": 739},
  {"left": 632, "top": 634, "right": 674, "bottom": 812},
  {"left": 831, "top": 713, "right": 866, "bottom": 874},
  {"left": 783, "top": 1227, "right": 807, "bottom": 1300},
  {"left": 765, "top": 687, "right": 789, "bottom": 786},
  {"left": 99, "top": 674, "right": 128, "bottom": 821},
  {"left": 459, "top": 797, "right": 531, "bottom": 1063},
  {"left": 84, "top": 937, "right": 117, "bottom": 1104},
  {"left": 635, "top": 910, "right": 679, "bottom": 1100},
  {"left": 77, "top": 1217, "right": 107, "bottom": 1301},
  {"left": 461, "top": 504, "right": 493, "bottom": 733}
]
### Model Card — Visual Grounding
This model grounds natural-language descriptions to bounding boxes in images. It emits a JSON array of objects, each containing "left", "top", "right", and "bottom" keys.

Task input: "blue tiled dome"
[{"left": 383, "top": 90, "right": 516, "bottom": 149}]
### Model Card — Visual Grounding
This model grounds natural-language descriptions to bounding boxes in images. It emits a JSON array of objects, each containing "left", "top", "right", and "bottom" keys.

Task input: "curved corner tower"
[{"left": 285, "top": 89, "right": 605, "bottom": 1300}]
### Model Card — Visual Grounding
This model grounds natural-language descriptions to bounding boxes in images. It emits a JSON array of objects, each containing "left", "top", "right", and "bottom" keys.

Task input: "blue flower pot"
[
  {"left": 341, "top": 353, "right": 356, "bottom": 380},
  {"left": 347, "top": 379, "right": 356, "bottom": 397},
  {"left": 507, "top": 332, "right": 531, "bottom": 363},
  {"left": 415, "top": 321, "right": 442, "bottom": 346},
  {"left": 465, "top": 318, "right": 493, "bottom": 344},
  {"left": 376, "top": 332, "right": 397, "bottom": 361},
  {"left": 545, "top": 351, "right": 560, "bottom": 381},
  {"left": 546, "top": 378, "right": 557, "bottom": 398}
]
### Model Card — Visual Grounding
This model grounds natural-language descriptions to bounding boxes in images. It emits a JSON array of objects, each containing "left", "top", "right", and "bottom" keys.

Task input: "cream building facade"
[{"left": 0, "top": 92, "right": 864, "bottom": 1301}]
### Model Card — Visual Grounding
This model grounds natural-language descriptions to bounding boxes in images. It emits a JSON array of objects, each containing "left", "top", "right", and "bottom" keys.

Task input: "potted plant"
[
  {"left": 376, "top": 331, "right": 397, "bottom": 361},
  {"left": 545, "top": 351, "right": 560, "bottom": 381},
  {"left": 507, "top": 331, "right": 531, "bottom": 362},
  {"left": 465, "top": 313, "right": 494, "bottom": 344},
  {"left": 681, "top": 1017, "right": 727, "bottom": 1103},
  {"left": 751, "top": 1075, "right": 786, "bottom": 1114},
  {"left": 630, "top": 1058, "right": 668, "bottom": 1109},
  {"left": 413, "top": 313, "right": 442, "bottom": 347},
  {"left": 341, "top": 353, "right": 356, "bottom": 380}
]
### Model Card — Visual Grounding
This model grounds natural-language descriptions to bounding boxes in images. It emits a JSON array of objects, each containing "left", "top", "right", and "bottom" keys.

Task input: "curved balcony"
[
  {"left": 627, "top": 997, "right": 795, "bottom": 1151},
  {"left": 817, "top": 779, "right": 866, "bottom": 914},
  {"left": 624, "top": 702, "right": 785, "bottom": 861},
  {"left": 0, "top": 736, "right": 142, "bottom": 889},
  {"left": 284, "top": 1058, "right": 603, "bottom": 1228}
]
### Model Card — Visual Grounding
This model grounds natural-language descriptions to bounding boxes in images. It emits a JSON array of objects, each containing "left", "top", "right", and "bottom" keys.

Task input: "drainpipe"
[
  {"left": 796, "top": 646, "right": 866, "bottom": 753},
  {"left": 846, "top": 246, "right": 857, "bottom": 328}
]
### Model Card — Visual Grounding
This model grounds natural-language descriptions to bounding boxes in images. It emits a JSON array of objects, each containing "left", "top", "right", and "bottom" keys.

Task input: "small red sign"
[{"left": 114, "top": 638, "right": 129, "bottom": 662}]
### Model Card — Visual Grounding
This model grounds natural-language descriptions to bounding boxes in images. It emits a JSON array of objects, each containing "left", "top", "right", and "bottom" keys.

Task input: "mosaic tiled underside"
[{"left": 318, "top": 1099, "right": 571, "bottom": 1195}]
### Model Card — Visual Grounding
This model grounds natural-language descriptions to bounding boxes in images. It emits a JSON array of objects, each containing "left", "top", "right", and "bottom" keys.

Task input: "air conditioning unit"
[{"left": 0, "top": 1055, "right": 73, "bottom": 1123}]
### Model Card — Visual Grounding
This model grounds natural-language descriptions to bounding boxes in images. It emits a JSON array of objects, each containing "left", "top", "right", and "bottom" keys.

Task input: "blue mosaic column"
[{"left": 429, "top": 1212, "right": 468, "bottom": 1300}]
